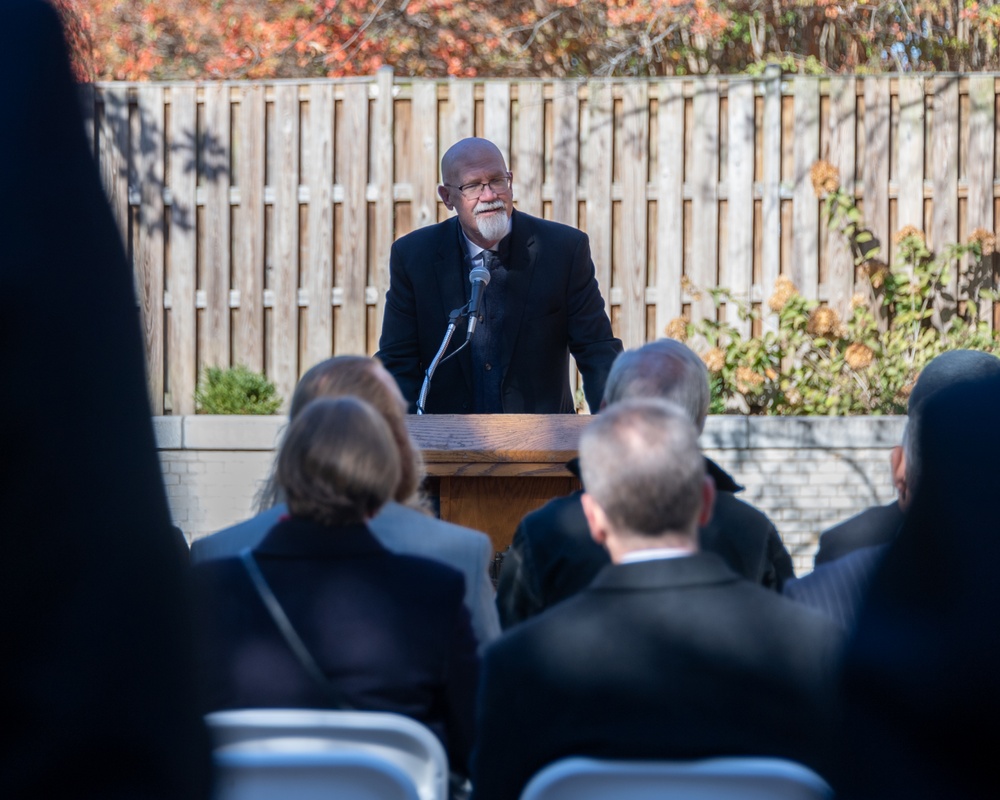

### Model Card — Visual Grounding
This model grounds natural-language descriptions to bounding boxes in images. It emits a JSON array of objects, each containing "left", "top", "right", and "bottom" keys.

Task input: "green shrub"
[
  {"left": 674, "top": 161, "right": 1000, "bottom": 415},
  {"left": 195, "top": 364, "right": 283, "bottom": 415}
]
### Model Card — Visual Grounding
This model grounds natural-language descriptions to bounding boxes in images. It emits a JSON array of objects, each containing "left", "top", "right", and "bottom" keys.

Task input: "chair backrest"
[
  {"left": 519, "top": 756, "right": 834, "bottom": 800},
  {"left": 206, "top": 708, "right": 448, "bottom": 800},
  {"left": 213, "top": 749, "right": 420, "bottom": 800}
]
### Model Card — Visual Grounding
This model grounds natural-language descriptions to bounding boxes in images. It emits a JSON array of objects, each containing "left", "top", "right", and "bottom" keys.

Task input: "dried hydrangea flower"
[
  {"left": 701, "top": 347, "right": 726, "bottom": 373},
  {"left": 807, "top": 306, "right": 841, "bottom": 337},
  {"left": 844, "top": 342, "right": 874, "bottom": 370},
  {"left": 810, "top": 160, "right": 840, "bottom": 197}
]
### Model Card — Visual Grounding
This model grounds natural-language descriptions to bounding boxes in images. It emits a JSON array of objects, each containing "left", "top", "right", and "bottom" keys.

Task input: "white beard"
[{"left": 475, "top": 200, "right": 509, "bottom": 243}]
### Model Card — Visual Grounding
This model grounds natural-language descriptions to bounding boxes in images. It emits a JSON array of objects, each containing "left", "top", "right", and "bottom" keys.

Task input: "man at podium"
[{"left": 377, "top": 137, "right": 622, "bottom": 414}]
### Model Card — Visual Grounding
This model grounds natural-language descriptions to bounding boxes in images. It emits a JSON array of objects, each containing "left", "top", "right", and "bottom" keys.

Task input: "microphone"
[{"left": 466, "top": 264, "right": 491, "bottom": 340}]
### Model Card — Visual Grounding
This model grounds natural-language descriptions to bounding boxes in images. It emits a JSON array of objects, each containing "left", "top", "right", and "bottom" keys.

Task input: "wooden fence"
[{"left": 83, "top": 69, "right": 1000, "bottom": 414}]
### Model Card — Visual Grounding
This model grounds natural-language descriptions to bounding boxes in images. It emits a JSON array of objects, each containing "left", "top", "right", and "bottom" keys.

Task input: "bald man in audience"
[
  {"left": 497, "top": 338, "right": 794, "bottom": 628},
  {"left": 473, "top": 400, "right": 842, "bottom": 800}
]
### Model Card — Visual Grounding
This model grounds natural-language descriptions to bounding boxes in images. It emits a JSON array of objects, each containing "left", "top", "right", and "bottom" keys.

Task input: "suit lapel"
[
  {"left": 433, "top": 217, "right": 474, "bottom": 393},
  {"left": 500, "top": 211, "right": 537, "bottom": 375}
]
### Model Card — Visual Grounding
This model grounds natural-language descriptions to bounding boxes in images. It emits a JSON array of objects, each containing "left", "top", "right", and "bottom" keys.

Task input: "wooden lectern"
[{"left": 405, "top": 414, "right": 591, "bottom": 554}]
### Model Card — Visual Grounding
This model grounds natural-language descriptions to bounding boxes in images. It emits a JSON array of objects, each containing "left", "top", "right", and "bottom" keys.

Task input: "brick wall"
[{"left": 158, "top": 415, "right": 907, "bottom": 577}]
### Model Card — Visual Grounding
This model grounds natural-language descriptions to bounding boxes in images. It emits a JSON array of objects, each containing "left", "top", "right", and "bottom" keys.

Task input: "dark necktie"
[{"left": 470, "top": 250, "right": 506, "bottom": 413}]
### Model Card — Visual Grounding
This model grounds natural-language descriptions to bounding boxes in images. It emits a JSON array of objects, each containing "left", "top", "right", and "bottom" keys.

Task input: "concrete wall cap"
[{"left": 179, "top": 415, "right": 289, "bottom": 450}]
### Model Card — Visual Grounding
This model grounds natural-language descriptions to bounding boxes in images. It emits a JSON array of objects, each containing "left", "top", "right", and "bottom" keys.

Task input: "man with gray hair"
[
  {"left": 496, "top": 338, "right": 793, "bottom": 627},
  {"left": 472, "top": 400, "right": 842, "bottom": 800}
]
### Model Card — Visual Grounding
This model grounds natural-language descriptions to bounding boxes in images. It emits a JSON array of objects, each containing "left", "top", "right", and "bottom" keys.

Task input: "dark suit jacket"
[
  {"left": 496, "top": 457, "right": 795, "bottom": 627},
  {"left": 0, "top": 2, "right": 211, "bottom": 796},
  {"left": 814, "top": 501, "right": 903, "bottom": 566},
  {"left": 193, "top": 517, "right": 480, "bottom": 773},
  {"left": 376, "top": 210, "right": 622, "bottom": 413},
  {"left": 784, "top": 545, "right": 887, "bottom": 630},
  {"left": 474, "top": 553, "right": 843, "bottom": 800}
]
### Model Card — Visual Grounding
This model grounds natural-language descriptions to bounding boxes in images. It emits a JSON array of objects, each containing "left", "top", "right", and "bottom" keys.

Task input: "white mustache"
[{"left": 475, "top": 200, "right": 505, "bottom": 215}]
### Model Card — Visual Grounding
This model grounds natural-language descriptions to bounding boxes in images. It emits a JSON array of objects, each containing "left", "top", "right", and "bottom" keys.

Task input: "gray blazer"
[{"left": 190, "top": 501, "right": 501, "bottom": 652}]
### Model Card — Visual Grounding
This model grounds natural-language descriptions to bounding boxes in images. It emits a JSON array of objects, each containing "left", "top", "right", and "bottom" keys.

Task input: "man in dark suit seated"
[
  {"left": 472, "top": 399, "right": 842, "bottom": 800},
  {"left": 788, "top": 349, "right": 1000, "bottom": 630},
  {"left": 814, "top": 349, "right": 1000, "bottom": 567},
  {"left": 496, "top": 339, "right": 794, "bottom": 628},
  {"left": 376, "top": 137, "right": 622, "bottom": 414}
]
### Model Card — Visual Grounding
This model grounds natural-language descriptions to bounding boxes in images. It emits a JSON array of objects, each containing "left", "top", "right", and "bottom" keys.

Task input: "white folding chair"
[
  {"left": 206, "top": 708, "right": 448, "bottom": 800},
  {"left": 519, "top": 756, "right": 834, "bottom": 800},
  {"left": 214, "top": 749, "right": 420, "bottom": 800}
]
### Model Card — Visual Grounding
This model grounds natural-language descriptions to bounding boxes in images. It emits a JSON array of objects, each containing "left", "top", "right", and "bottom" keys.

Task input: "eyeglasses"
[{"left": 444, "top": 173, "right": 512, "bottom": 200}]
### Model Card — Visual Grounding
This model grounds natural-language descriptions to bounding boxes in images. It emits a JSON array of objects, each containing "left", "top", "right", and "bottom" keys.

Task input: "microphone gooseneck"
[{"left": 466, "top": 263, "right": 492, "bottom": 341}]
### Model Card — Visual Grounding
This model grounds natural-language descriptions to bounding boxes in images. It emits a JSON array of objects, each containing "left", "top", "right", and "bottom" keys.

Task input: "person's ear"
[
  {"left": 890, "top": 445, "right": 910, "bottom": 509},
  {"left": 581, "top": 492, "right": 609, "bottom": 548},
  {"left": 697, "top": 474, "right": 716, "bottom": 528},
  {"left": 438, "top": 184, "right": 455, "bottom": 211}
]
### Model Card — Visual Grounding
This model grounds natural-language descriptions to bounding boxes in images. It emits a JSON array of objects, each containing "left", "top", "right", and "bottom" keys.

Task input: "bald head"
[
  {"left": 441, "top": 138, "right": 507, "bottom": 186},
  {"left": 437, "top": 137, "right": 513, "bottom": 249}
]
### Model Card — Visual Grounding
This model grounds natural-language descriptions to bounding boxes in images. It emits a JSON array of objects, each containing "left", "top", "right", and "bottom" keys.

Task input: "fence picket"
[
  {"left": 271, "top": 83, "right": 299, "bottom": 402},
  {"left": 690, "top": 79, "right": 719, "bottom": 325},
  {"left": 201, "top": 82, "right": 231, "bottom": 375},
  {"left": 793, "top": 78, "right": 820, "bottom": 300},
  {"left": 303, "top": 83, "right": 334, "bottom": 369},
  {"left": 337, "top": 83, "right": 369, "bottom": 356},
  {"left": 167, "top": 86, "right": 197, "bottom": 415},
  {"left": 656, "top": 80, "right": 685, "bottom": 336},
  {"left": 967, "top": 75, "right": 995, "bottom": 326},
  {"left": 136, "top": 84, "right": 165, "bottom": 414},
  {"left": 619, "top": 82, "right": 649, "bottom": 348},
  {"left": 824, "top": 77, "right": 857, "bottom": 317},
  {"left": 725, "top": 79, "right": 754, "bottom": 335}
]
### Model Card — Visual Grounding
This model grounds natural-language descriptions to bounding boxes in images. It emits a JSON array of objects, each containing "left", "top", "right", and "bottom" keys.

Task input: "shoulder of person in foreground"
[{"left": 190, "top": 504, "right": 286, "bottom": 564}]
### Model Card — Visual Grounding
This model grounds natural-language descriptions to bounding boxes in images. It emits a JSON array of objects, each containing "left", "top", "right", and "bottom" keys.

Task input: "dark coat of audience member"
[
  {"left": 497, "top": 457, "right": 794, "bottom": 627},
  {"left": 193, "top": 398, "right": 480, "bottom": 774},
  {"left": 783, "top": 544, "right": 887, "bottom": 629},
  {"left": 0, "top": 2, "right": 212, "bottom": 796},
  {"left": 813, "top": 502, "right": 903, "bottom": 566},
  {"left": 195, "top": 516, "right": 479, "bottom": 772},
  {"left": 836, "top": 374, "right": 1000, "bottom": 798}
]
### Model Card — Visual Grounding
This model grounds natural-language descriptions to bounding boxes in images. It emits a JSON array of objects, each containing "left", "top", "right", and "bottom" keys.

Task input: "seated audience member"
[
  {"left": 814, "top": 349, "right": 1000, "bottom": 566},
  {"left": 473, "top": 399, "right": 843, "bottom": 800},
  {"left": 836, "top": 371, "right": 1000, "bottom": 798},
  {"left": 194, "top": 397, "right": 479, "bottom": 774},
  {"left": 789, "top": 349, "right": 1000, "bottom": 628},
  {"left": 784, "top": 544, "right": 888, "bottom": 630},
  {"left": 497, "top": 338, "right": 793, "bottom": 628},
  {"left": 1, "top": 1, "right": 211, "bottom": 795},
  {"left": 191, "top": 355, "right": 501, "bottom": 652}
]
